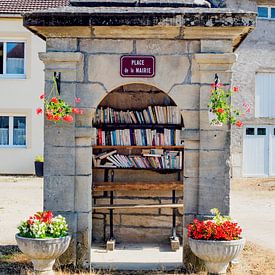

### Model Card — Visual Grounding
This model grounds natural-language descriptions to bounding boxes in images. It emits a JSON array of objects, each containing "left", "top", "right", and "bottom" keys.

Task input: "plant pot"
[
  {"left": 15, "top": 234, "right": 71, "bottom": 275},
  {"left": 208, "top": 111, "right": 223, "bottom": 127},
  {"left": 34, "top": 161, "right": 43, "bottom": 177},
  {"left": 189, "top": 238, "right": 245, "bottom": 274}
]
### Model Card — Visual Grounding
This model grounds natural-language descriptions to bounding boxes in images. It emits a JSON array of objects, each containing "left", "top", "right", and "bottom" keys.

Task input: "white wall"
[{"left": 0, "top": 18, "right": 45, "bottom": 174}]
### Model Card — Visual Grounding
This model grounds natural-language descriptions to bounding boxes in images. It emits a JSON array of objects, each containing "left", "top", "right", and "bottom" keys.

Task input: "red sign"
[{"left": 120, "top": 55, "right": 155, "bottom": 78}]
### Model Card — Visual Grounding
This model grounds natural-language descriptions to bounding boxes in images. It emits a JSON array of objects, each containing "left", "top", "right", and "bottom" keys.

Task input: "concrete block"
[
  {"left": 75, "top": 175, "right": 92, "bottom": 212},
  {"left": 76, "top": 137, "right": 92, "bottom": 147},
  {"left": 47, "top": 38, "right": 78, "bottom": 52},
  {"left": 76, "top": 126, "right": 96, "bottom": 139},
  {"left": 169, "top": 84, "right": 200, "bottom": 110},
  {"left": 170, "top": 238, "right": 180, "bottom": 251},
  {"left": 88, "top": 55, "right": 190, "bottom": 93},
  {"left": 201, "top": 40, "right": 233, "bottom": 53},
  {"left": 181, "top": 129, "right": 200, "bottom": 141},
  {"left": 198, "top": 177, "right": 230, "bottom": 215},
  {"left": 75, "top": 146, "right": 92, "bottom": 175},
  {"left": 200, "top": 130, "right": 230, "bottom": 150},
  {"left": 80, "top": 39, "right": 133, "bottom": 53},
  {"left": 44, "top": 146, "right": 75, "bottom": 176},
  {"left": 44, "top": 124, "right": 75, "bottom": 147},
  {"left": 188, "top": 41, "right": 201, "bottom": 53},
  {"left": 199, "top": 150, "right": 230, "bottom": 178},
  {"left": 106, "top": 239, "right": 116, "bottom": 251},
  {"left": 76, "top": 83, "right": 107, "bottom": 108},
  {"left": 183, "top": 177, "right": 199, "bottom": 214},
  {"left": 191, "top": 57, "right": 200, "bottom": 83},
  {"left": 136, "top": 39, "right": 189, "bottom": 55},
  {"left": 44, "top": 176, "right": 75, "bottom": 211},
  {"left": 184, "top": 150, "right": 199, "bottom": 178},
  {"left": 181, "top": 110, "right": 199, "bottom": 130},
  {"left": 184, "top": 140, "right": 199, "bottom": 150}
]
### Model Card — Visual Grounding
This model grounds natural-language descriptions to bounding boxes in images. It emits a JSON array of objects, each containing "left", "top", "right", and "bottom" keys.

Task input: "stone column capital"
[{"left": 194, "top": 53, "right": 237, "bottom": 66}]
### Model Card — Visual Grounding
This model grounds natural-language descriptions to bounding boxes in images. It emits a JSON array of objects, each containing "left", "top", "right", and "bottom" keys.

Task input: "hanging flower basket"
[
  {"left": 36, "top": 75, "right": 83, "bottom": 123},
  {"left": 208, "top": 80, "right": 250, "bottom": 127}
]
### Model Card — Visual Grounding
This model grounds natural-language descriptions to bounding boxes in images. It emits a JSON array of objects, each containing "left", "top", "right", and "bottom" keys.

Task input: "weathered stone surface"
[
  {"left": 184, "top": 150, "right": 199, "bottom": 178},
  {"left": 201, "top": 39, "right": 232, "bottom": 53},
  {"left": 44, "top": 176, "right": 75, "bottom": 211},
  {"left": 169, "top": 84, "right": 200, "bottom": 110},
  {"left": 75, "top": 175, "right": 92, "bottom": 211},
  {"left": 200, "top": 130, "right": 230, "bottom": 150},
  {"left": 76, "top": 83, "right": 107, "bottom": 108},
  {"left": 199, "top": 150, "right": 229, "bottom": 178},
  {"left": 47, "top": 38, "right": 78, "bottom": 52},
  {"left": 136, "top": 39, "right": 190, "bottom": 55},
  {"left": 181, "top": 110, "right": 199, "bottom": 129},
  {"left": 80, "top": 39, "right": 133, "bottom": 53},
  {"left": 88, "top": 54, "right": 190, "bottom": 92},
  {"left": 181, "top": 129, "right": 199, "bottom": 141},
  {"left": 184, "top": 177, "right": 199, "bottom": 214},
  {"left": 45, "top": 124, "right": 75, "bottom": 147},
  {"left": 184, "top": 140, "right": 199, "bottom": 150},
  {"left": 76, "top": 126, "right": 96, "bottom": 139},
  {"left": 198, "top": 177, "right": 229, "bottom": 215},
  {"left": 44, "top": 146, "right": 75, "bottom": 176},
  {"left": 75, "top": 108, "right": 95, "bottom": 127},
  {"left": 75, "top": 146, "right": 92, "bottom": 175}
]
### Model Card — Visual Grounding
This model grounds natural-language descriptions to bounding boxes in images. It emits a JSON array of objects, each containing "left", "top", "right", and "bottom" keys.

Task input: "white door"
[
  {"left": 243, "top": 126, "right": 269, "bottom": 177},
  {"left": 270, "top": 127, "right": 275, "bottom": 176}
]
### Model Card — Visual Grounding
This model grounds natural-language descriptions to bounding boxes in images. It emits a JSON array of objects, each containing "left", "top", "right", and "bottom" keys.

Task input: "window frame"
[
  {"left": 0, "top": 115, "right": 27, "bottom": 148},
  {"left": 258, "top": 5, "right": 275, "bottom": 20},
  {"left": 0, "top": 40, "right": 26, "bottom": 79}
]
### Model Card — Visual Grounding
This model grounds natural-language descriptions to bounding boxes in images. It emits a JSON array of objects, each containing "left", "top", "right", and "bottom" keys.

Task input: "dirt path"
[
  {"left": 231, "top": 179, "right": 275, "bottom": 253},
  {"left": 0, "top": 176, "right": 43, "bottom": 245}
]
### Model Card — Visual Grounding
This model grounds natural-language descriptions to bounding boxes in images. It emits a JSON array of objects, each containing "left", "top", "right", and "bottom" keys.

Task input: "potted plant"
[
  {"left": 34, "top": 155, "right": 44, "bottom": 177},
  {"left": 16, "top": 211, "right": 71, "bottom": 274},
  {"left": 36, "top": 74, "right": 83, "bottom": 123},
  {"left": 188, "top": 208, "right": 245, "bottom": 275},
  {"left": 208, "top": 77, "right": 250, "bottom": 127}
]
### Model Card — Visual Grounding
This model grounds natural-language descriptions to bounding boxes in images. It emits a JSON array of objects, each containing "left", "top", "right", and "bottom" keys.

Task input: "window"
[
  {"left": 0, "top": 41, "right": 25, "bottom": 77},
  {"left": 258, "top": 6, "right": 275, "bottom": 19},
  {"left": 255, "top": 73, "right": 275, "bottom": 118},
  {"left": 0, "top": 116, "right": 26, "bottom": 147},
  {"left": 244, "top": 126, "right": 275, "bottom": 177}
]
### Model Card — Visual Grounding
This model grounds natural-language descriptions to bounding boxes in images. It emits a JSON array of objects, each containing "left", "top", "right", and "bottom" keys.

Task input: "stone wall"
[{"left": 40, "top": 37, "right": 236, "bottom": 265}]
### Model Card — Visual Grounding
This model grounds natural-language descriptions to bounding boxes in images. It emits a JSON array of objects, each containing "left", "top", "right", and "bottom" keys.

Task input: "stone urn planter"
[
  {"left": 189, "top": 237, "right": 245, "bottom": 274},
  {"left": 15, "top": 234, "right": 71, "bottom": 275}
]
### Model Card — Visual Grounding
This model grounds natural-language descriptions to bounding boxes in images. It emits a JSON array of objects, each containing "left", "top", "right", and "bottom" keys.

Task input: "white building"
[{"left": 0, "top": 0, "right": 68, "bottom": 174}]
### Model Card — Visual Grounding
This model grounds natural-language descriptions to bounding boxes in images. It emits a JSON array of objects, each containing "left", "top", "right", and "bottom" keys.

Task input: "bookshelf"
[{"left": 92, "top": 103, "right": 184, "bottom": 250}]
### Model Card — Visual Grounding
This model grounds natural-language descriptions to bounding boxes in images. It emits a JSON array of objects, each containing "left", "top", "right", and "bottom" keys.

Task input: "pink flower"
[
  {"left": 40, "top": 94, "right": 45, "bottom": 100},
  {"left": 235, "top": 120, "right": 244, "bottom": 128},
  {"left": 75, "top": 97, "right": 81, "bottom": 103},
  {"left": 36, "top": 108, "right": 43, "bottom": 115},
  {"left": 50, "top": 97, "right": 59, "bottom": 104},
  {"left": 233, "top": 86, "right": 239, "bottom": 92}
]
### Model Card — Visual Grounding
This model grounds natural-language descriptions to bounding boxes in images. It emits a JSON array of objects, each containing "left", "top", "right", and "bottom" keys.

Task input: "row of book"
[
  {"left": 93, "top": 149, "right": 182, "bottom": 170},
  {"left": 97, "top": 128, "right": 181, "bottom": 146},
  {"left": 93, "top": 106, "right": 181, "bottom": 125}
]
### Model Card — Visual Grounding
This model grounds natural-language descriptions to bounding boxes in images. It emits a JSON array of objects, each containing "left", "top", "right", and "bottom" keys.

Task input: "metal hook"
[
  {"left": 214, "top": 73, "right": 219, "bottom": 91},
  {"left": 53, "top": 72, "right": 61, "bottom": 95}
]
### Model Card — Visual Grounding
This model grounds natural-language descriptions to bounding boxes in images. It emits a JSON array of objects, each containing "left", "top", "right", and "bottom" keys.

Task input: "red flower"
[
  {"left": 40, "top": 94, "right": 45, "bottom": 100},
  {"left": 72, "top": 107, "right": 80, "bottom": 114},
  {"left": 75, "top": 97, "right": 81, "bottom": 103},
  {"left": 63, "top": 115, "right": 73, "bottom": 123},
  {"left": 53, "top": 115, "right": 61, "bottom": 121},
  {"left": 233, "top": 86, "right": 239, "bottom": 92},
  {"left": 41, "top": 211, "right": 53, "bottom": 223},
  {"left": 235, "top": 120, "right": 244, "bottom": 128},
  {"left": 36, "top": 108, "right": 43, "bottom": 115},
  {"left": 51, "top": 97, "right": 59, "bottom": 104},
  {"left": 27, "top": 216, "right": 34, "bottom": 225},
  {"left": 217, "top": 108, "right": 224, "bottom": 114},
  {"left": 47, "top": 114, "right": 53, "bottom": 120}
]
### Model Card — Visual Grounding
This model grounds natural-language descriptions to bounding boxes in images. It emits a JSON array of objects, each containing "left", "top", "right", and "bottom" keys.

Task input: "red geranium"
[{"left": 63, "top": 115, "right": 73, "bottom": 123}]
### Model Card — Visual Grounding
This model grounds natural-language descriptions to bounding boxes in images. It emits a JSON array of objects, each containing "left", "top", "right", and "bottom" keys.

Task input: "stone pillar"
[
  {"left": 194, "top": 49, "right": 237, "bottom": 217},
  {"left": 39, "top": 51, "right": 91, "bottom": 266}
]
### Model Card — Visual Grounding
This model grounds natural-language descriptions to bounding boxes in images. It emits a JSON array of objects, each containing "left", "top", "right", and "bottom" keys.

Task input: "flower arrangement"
[
  {"left": 188, "top": 208, "right": 242, "bottom": 241},
  {"left": 36, "top": 76, "right": 83, "bottom": 123},
  {"left": 208, "top": 82, "right": 250, "bottom": 127},
  {"left": 17, "top": 211, "right": 68, "bottom": 239}
]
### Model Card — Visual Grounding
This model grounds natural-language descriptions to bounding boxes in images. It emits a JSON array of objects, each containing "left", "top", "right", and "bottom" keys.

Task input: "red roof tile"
[{"left": 0, "top": 0, "right": 69, "bottom": 14}]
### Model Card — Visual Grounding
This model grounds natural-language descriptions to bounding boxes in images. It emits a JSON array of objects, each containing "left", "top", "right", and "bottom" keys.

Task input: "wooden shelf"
[
  {"left": 93, "top": 123, "right": 183, "bottom": 130},
  {"left": 93, "top": 167, "right": 182, "bottom": 173},
  {"left": 93, "top": 145, "right": 184, "bottom": 149},
  {"left": 93, "top": 181, "right": 183, "bottom": 191},
  {"left": 93, "top": 203, "right": 184, "bottom": 210}
]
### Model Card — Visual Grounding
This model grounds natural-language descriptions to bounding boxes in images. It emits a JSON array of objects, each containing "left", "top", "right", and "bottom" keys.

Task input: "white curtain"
[
  {"left": 13, "top": 128, "right": 26, "bottom": 145},
  {"left": 6, "top": 58, "right": 24, "bottom": 74},
  {"left": 0, "top": 128, "right": 8, "bottom": 145}
]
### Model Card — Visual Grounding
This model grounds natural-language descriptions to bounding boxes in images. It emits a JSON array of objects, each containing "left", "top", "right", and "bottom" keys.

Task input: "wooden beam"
[
  {"left": 93, "top": 181, "right": 183, "bottom": 191},
  {"left": 93, "top": 203, "right": 184, "bottom": 210}
]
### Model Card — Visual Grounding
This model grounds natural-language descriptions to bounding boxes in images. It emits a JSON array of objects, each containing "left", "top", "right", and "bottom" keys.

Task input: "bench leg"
[
  {"left": 106, "top": 239, "right": 116, "bottom": 251},
  {"left": 170, "top": 237, "right": 180, "bottom": 251}
]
